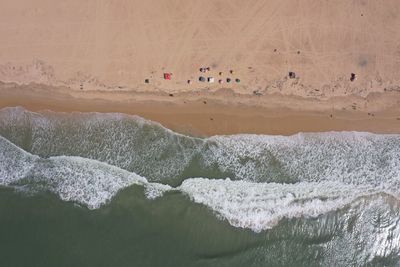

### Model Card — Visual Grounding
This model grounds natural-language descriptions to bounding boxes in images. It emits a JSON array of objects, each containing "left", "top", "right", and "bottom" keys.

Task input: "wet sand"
[{"left": 1, "top": 82, "right": 399, "bottom": 136}]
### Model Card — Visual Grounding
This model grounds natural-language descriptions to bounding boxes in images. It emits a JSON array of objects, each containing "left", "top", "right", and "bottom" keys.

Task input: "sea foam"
[
  {"left": 1, "top": 107, "right": 400, "bottom": 233},
  {"left": 178, "top": 178, "right": 378, "bottom": 232},
  {"left": 2, "top": 134, "right": 400, "bottom": 232},
  {"left": 0, "top": 136, "right": 171, "bottom": 209}
]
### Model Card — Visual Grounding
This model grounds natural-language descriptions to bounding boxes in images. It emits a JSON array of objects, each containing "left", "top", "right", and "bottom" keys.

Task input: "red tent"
[{"left": 164, "top": 73, "right": 172, "bottom": 80}]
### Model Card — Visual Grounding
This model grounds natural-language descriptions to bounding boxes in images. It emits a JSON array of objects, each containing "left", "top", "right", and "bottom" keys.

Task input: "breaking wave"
[
  {"left": 0, "top": 108, "right": 400, "bottom": 247},
  {"left": 1, "top": 134, "right": 399, "bottom": 234},
  {"left": 1, "top": 107, "right": 399, "bottom": 186},
  {"left": 1, "top": 107, "right": 400, "bottom": 236}
]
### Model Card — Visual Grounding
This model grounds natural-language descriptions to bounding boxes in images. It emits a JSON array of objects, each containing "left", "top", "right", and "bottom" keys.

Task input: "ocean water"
[{"left": 0, "top": 106, "right": 400, "bottom": 266}]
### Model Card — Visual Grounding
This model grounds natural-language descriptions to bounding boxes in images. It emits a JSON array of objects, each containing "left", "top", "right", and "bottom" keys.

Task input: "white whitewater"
[{"left": 1, "top": 134, "right": 400, "bottom": 233}]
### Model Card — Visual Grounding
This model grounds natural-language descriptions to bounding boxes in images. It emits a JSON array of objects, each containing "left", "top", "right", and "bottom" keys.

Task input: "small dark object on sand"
[
  {"left": 226, "top": 78, "right": 231, "bottom": 83},
  {"left": 145, "top": 79, "right": 149, "bottom": 84},
  {"left": 289, "top": 72, "right": 296, "bottom": 79},
  {"left": 235, "top": 78, "right": 241, "bottom": 83},
  {"left": 350, "top": 73, "right": 356, "bottom": 82},
  {"left": 199, "top": 76, "right": 206, "bottom": 82},
  {"left": 169, "top": 93, "right": 174, "bottom": 97},
  {"left": 203, "top": 101, "right": 207, "bottom": 104},
  {"left": 253, "top": 90, "right": 262, "bottom": 96}
]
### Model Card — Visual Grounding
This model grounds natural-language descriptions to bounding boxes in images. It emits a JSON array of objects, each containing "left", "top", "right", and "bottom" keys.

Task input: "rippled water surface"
[{"left": 0, "top": 107, "right": 399, "bottom": 266}]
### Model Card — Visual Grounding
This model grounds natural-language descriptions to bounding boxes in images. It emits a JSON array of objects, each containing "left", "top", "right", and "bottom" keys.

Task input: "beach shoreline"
[{"left": 1, "top": 82, "right": 399, "bottom": 136}]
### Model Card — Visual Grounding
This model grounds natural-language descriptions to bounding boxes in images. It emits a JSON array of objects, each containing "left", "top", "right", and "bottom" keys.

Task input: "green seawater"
[
  {"left": 1, "top": 186, "right": 399, "bottom": 267},
  {"left": 0, "top": 187, "right": 319, "bottom": 267},
  {"left": 1, "top": 107, "right": 400, "bottom": 266}
]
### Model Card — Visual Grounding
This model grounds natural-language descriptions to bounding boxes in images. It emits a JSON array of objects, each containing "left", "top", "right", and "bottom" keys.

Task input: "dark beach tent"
[
  {"left": 288, "top": 71, "right": 296, "bottom": 79},
  {"left": 235, "top": 78, "right": 240, "bottom": 83},
  {"left": 199, "top": 76, "right": 206, "bottom": 82},
  {"left": 226, "top": 78, "right": 231, "bottom": 83}
]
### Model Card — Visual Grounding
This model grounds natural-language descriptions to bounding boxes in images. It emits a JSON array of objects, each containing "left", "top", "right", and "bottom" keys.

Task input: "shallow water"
[{"left": 0, "top": 107, "right": 399, "bottom": 266}]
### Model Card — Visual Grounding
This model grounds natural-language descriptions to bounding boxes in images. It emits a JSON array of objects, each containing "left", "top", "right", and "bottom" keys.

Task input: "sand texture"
[{"left": 0, "top": 0, "right": 400, "bottom": 134}]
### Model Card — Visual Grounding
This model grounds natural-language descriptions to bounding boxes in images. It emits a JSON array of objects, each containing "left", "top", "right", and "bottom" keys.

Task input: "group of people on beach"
[
  {"left": 145, "top": 66, "right": 242, "bottom": 86},
  {"left": 197, "top": 67, "right": 240, "bottom": 85}
]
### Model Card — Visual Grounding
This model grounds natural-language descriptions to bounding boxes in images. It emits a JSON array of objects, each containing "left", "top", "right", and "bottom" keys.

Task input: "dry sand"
[{"left": 0, "top": 0, "right": 400, "bottom": 135}]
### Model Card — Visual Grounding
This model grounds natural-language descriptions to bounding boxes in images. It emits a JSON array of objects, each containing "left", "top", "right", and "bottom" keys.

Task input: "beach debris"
[
  {"left": 207, "top": 77, "right": 215, "bottom": 83},
  {"left": 145, "top": 79, "right": 150, "bottom": 84},
  {"left": 253, "top": 90, "right": 262, "bottom": 96},
  {"left": 289, "top": 71, "right": 296, "bottom": 79},
  {"left": 164, "top": 73, "right": 172, "bottom": 80},
  {"left": 350, "top": 73, "right": 357, "bottom": 82},
  {"left": 199, "top": 76, "right": 206, "bottom": 82},
  {"left": 235, "top": 78, "right": 241, "bottom": 83},
  {"left": 226, "top": 78, "right": 231, "bottom": 83}
]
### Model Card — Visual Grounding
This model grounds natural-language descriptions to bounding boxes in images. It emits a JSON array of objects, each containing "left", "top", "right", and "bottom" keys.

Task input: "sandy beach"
[
  {"left": 2, "top": 2, "right": 400, "bottom": 266},
  {"left": 1, "top": 82, "right": 399, "bottom": 136},
  {"left": 0, "top": 0, "right": 400, "bottom": 135}
]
